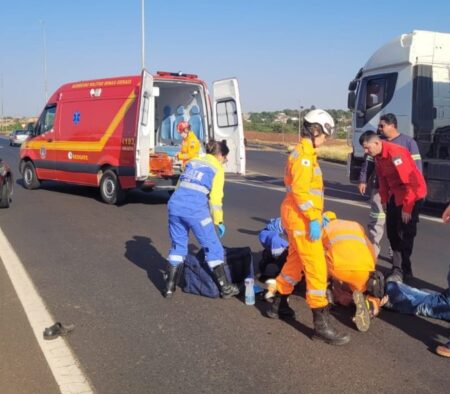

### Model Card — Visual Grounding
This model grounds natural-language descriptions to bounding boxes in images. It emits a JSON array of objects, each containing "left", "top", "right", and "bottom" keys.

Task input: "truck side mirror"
[{"left": 347, "top": 91, "right": 356, "bottom": 110}]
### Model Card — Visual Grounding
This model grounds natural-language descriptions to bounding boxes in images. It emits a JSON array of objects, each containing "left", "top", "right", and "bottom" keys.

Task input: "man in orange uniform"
[
  {"left": 321, "top": 211, "right": 384, "bottom": 332},
  {"left": 266, "top": 109, "right": 350, "bottom": 346},
  {"left": 176, "top": 121, "right": 201, "bottom": 167}
]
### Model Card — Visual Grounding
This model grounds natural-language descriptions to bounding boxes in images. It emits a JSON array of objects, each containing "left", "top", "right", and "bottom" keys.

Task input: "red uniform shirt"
[{"left": 375, "top": 141, "right": 427, "bottom": 213}]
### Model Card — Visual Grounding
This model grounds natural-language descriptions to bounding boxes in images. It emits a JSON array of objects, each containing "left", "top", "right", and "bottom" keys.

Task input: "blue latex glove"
[
  {"left": 309, "top": 220, "right": 321, "bottom": 241},
  {"left": 322, "top": 215, "right": 331, "bottom": 228},
  {"left": 217, "top": 223, "right": 226, "bottom": 238}
]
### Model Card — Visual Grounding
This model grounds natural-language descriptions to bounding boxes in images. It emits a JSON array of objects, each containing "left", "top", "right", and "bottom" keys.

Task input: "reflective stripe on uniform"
[
  {"left": 201, "top": 217, "right": 212, "bottom": 226},
  {"left": 307, "top": 289, "right": 327, "bottom": 296},
  {"left": 369, "top": 212, "right": 386, "bottom": 219},
  {"left": 189, "top": 159, "right": 218, "bottom": 173},
  {"left": 411, "top": 154, "right": 422, "bottom": 161},
  {"left": 328, "top": 234, "right": 367, "bottom": 246},
  {"left": 290, "top": 150, "right": 299, "bottom": 159},
  {"left": 281, "top": 272, "right": 299, "bottom": 286},
  {"left": 211, "top": 204, "right": 222, "bottom": 211},
  {"left": 168, "top": 255, "right": 184, "bottom": 262},
  {"left": 207, "top": 259, "right": 223, "bottom": 268},
  {"left": 309, "top": 188, "right": 323, "bottom": 197},
  {"left": 179, "top": 181, "right": 209, "bottom": 194},
  {"left": 314, "top": 167, "right": 322, "bottom": 175},
  {"left": 293, "top": 230, "right": 307, "bottom": 237},
  {"left": 366, "top": 156, "right": 374, "bottom": 162},
  {"left": 299, "top": 200, "right": 314, "bottom": 211},
  {"left": 272, "top": 247, "right": 285, "bottom": 256}
]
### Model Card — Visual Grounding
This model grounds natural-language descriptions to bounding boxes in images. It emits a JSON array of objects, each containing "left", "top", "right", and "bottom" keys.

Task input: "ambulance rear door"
[
  {"left": 212, "top": 78, "right": 246, "bottom": 175},
  {"left": 135, "top": 69, "right": 156, "bottom": 180}
]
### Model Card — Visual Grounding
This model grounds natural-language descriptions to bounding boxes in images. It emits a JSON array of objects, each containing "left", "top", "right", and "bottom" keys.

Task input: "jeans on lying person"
[{"left": 385, "top": 281, "right": 450, "bottom": 322}]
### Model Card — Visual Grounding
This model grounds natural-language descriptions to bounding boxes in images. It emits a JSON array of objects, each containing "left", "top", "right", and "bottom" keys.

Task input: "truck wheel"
[
  {"left": 22, "top": 162, "right": 40, "bottom": 190},
  {"left": 100, "top": 169, "right": 125, "bottom": 205},
  {"left": 0, "top": 180, "right": 11, "bottom": 208}
]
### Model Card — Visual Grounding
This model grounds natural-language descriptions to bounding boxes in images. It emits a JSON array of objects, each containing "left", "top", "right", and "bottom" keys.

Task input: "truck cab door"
[
  {"left": 135, "top": 69, "right": 156, "bottom": 180},
  {"left": 212, "top": 78, "right": 246, "bottom": 175}
]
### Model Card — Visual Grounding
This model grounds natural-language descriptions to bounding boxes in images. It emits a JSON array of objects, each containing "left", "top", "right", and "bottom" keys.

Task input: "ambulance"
[{"left": 20, "top": 70, "right": 246, "bottom": 204}]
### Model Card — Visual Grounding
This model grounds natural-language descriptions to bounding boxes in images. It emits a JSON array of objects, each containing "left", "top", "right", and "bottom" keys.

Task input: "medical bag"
[{"left": 183, "top": 247, "right": 254, "bottom": 298}]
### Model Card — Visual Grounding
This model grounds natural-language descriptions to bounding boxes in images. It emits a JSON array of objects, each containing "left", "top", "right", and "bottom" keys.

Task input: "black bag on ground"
[
  {"left": 258, "top": 248, "right": 288, "bottom": 281},
  {"left": 183, "top": 247, "right": 254, "bottom": 298}
]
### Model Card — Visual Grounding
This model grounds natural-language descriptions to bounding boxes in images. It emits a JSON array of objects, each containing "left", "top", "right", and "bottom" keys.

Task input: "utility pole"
[
  {"left": 40, "top": 20, "right": 48, "bottom": 103},
  {"left": 0, "top": 73, "right": 3, "bottom": 134},
  {"left": 298, "top": 104, "right": 304, "bottom": 141},
  {"left": 141, "top": 0, "right": 145, "bottom": 70}
]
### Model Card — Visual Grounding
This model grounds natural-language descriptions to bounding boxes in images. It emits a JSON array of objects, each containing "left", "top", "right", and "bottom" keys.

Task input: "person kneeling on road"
[
  {"left": 321, "top": 211, "right": 385, "bottom": 332},
  {"left": 163, "top": 139, "right": 239, "bottom": 299},
  {"left": 258, "top": 217, "right": 288, "bottom": 281}
]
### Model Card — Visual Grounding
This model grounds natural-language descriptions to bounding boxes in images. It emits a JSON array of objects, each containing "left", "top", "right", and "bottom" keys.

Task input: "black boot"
[
  {"left": 163, "top": 264, "right": 183, "bottom": 298},
  {"left": 212, "top": 264, "right": 239, "bottom": 299},
  {"left": 312, "top": 306, "right": 351, "bottom": 346},
  {"left": 266, "top": 294, "right": 296, "bottom": 319}
]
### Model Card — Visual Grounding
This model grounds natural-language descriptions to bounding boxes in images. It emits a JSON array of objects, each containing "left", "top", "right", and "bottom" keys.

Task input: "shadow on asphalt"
[
  {"left": 252, "top": 291, "right": 315, "bottom": 340},
  {"left": 15, "top": 178, "right": 170, "bottom": 206},
  {"left": 124, "top": 235, "right": 167, "bottom": 295}
]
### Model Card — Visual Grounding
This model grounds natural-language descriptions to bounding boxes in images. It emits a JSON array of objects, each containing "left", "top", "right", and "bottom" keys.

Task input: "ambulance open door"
[
  {"left": 212, "top": 78, "right": 246, "bottom": 175},
  {"left": 135, "top": 69, "right": 156, "bottom": 180}
]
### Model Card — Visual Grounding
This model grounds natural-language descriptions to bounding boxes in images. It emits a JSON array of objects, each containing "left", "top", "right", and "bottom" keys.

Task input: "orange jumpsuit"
[
  {"left": 276, "top": 139, "right": 328, "bottom": 309},
  {"left": 178, "top": 131, "right": 201, "bottom": 166},
  {"left": 322, "top": 219, "right": 375, "bottom": 292}
]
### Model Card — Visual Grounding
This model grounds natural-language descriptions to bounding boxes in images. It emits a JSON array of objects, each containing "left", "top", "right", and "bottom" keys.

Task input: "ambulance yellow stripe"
[{"left": 25, "top": 89, "right": 137, "bottom": 152}]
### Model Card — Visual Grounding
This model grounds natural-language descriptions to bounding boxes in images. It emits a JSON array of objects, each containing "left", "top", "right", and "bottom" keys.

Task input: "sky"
[{"left": 1, "top": 0, "right": 450, "bottom": 117}]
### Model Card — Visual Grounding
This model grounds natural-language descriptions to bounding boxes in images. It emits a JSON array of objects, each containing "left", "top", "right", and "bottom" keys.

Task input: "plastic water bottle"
[{"left": 244, "top": 277, "right": 255, "bottom": 305}]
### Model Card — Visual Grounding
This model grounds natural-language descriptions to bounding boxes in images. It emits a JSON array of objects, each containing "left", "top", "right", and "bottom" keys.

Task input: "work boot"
[
  {"left": 163, "top": 264, "right": 183, "bottom": 298},
  {"left": 212, "top": 264, "right": 239, "bottom": 299},
  {"left": 352, "top": 291, "right": 371, "bottom": 332},
  {"left": 312, "top": 306, "right": 351, "bottom": 346},
  {"left": 266, "top": 294, "right": 296, "bottom": 319}
]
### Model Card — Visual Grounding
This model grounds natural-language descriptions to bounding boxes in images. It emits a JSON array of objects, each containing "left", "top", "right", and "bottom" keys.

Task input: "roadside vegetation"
[
  {"left": 244, "top": 108, "right": 352, "bottom": 139},
  {"left": 245, "top": 108, "right": 353, "bottom": 162}
]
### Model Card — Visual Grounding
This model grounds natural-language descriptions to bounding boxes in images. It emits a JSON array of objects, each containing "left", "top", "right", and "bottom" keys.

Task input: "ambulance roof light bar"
[{"left": 156, "top": 71, "right": 198, "bottom": 79}]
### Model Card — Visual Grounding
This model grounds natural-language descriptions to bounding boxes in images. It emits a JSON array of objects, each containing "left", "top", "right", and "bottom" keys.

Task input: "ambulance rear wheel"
[
  {"left": 22, "top": 162, "right": 40, "bottom": 190},
  {"left": 100, "top": 169, "right": 125, "bottom": 205}
]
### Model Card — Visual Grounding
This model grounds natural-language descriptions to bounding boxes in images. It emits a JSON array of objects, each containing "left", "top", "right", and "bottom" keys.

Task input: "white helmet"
[{"left": 303, "top": 109, "right": 335, "bottom": 136}]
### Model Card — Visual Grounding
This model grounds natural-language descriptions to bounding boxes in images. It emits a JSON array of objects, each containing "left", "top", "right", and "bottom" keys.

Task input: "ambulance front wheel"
[
  {"left": 22, "top": 162, "right": 40, "bottom": 190},
  {"left": 100, "top": 169, "right": 125, "bottom": 205}
]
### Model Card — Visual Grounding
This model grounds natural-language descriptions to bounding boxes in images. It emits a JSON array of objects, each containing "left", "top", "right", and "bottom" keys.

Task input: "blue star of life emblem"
[{"left": 73, "top": 111, "right": 81, "bottom": 125}]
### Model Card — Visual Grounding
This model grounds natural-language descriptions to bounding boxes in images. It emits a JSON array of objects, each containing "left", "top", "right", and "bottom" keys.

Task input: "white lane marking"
[
  {"left": 246, "top": 169, "right": 364, "bottom": 197},
  {"left": 227, "top": 177, "right": 443, "bottom": 223},
  {"left": 0, "top": 227, "right": 94, "bottom": 394}
]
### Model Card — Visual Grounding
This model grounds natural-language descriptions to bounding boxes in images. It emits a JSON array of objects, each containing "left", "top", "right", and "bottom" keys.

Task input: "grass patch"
[{"left": 316, "top": 141, "right": 352, "bottom": 162}]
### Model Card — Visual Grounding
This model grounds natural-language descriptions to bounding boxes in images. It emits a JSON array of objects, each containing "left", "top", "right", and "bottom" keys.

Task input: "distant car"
[
  {"left": 0, "top": 158, "right": 13, "bottom": 208},
  {"left": 9, "top": 129, "right": 30, "bottom": 146}
]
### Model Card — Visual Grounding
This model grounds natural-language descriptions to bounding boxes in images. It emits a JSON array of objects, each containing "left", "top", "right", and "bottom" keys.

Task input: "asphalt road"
[{"left": 0, "top": 138, "right": 449, "bottom": 394}]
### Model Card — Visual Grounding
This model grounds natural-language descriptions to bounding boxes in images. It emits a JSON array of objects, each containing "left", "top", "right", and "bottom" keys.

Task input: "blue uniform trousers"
[{"left": 168, "top": 214, "right": 224, "bottom": 269}]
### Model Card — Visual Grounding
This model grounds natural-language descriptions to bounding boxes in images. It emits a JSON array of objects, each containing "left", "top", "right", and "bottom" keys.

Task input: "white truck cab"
[{"left": 348, "top": 30, "right": 450, "bottom": 203}]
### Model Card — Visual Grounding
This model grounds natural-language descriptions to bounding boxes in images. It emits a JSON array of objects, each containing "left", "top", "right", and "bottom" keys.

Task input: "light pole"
[
  {"left": 298, "top": 105, "right": 304, "bottom": 141},
  {"left": 141, "top": 0, "right": 145, "bottom": 70},
  {"left": 40, "top": 20, "right": 48, "bottom": 103},
  {"left": 0, "top": 73, "right": 3, "bottom": 134}
]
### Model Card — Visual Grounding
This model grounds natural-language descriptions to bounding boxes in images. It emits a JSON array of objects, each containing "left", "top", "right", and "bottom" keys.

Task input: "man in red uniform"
[{"left": 359, "top": 131, "right": 427, "bottom": 283}]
